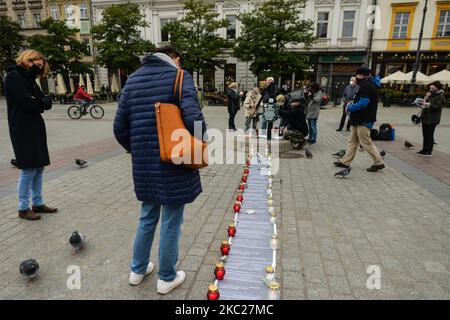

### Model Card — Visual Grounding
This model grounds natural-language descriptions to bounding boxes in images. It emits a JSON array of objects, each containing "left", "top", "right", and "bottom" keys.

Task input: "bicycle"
[{"left": 67, "top": 100, "right": 104, "bottom": 120}]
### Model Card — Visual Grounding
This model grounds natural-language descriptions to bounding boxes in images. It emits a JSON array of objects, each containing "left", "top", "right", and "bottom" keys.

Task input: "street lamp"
[{"left": 410, "top": 0, "right": 429, "bottom": 93}]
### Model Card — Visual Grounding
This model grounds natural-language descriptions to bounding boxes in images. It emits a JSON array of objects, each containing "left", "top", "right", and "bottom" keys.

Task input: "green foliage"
[
  {"left": 0, "top": 16, "right": 24, "bottom": 77},
  {"left": 234, "top": 0, "right": 314, "bottom": 80},
  {"left": 91, "top": 2, "right": 154, "bottom": 75},
  {"left": 29, "top": 18, "right": 89, "bottom": 76},
  {"left": 163, "top": 0, "right": 231, "bottom": 84}
]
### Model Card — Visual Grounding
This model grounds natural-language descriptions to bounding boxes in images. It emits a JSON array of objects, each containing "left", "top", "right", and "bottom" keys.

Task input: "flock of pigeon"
[{"left": 9, "top": 158, "right": 89, "bottom": 281}]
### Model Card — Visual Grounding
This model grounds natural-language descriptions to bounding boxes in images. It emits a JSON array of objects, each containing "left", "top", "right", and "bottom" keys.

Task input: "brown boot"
[
  {"left": 32, "top": 205, "right": 58, "bottom": 214},
  {"left": 18, "top": 209, "right": 41, "bottom": 220}
]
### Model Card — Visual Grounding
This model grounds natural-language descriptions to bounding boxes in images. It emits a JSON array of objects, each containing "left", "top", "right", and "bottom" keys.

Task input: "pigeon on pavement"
[
  {"left": 305, "top": 149, "right": 313, "bottom": 159},
  {"left": 334, "top": 167, "right": 351, "bottom": 178},
  {"left": 332, "top": 150, "right": 346, "bottom": 158},
  {"left": 75, "top": 159, "right": 88, "bottom": 168},
  {"left": 20, "top": 259, "right": 39, "bottom": 281},
  {"left": 404, "top": 141, "right": 414, "bottom": 148},
  {"left": 69, "top": 231, "right": 86, "bottom": 254}
]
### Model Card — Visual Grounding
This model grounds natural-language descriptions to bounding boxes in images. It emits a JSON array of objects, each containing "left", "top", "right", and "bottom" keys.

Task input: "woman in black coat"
[
  {"left": 226, "top": 82, "right": 240, "bottom": 130},
  {"left": 4, "top": 50, "right": 58, "bottom": 220}
]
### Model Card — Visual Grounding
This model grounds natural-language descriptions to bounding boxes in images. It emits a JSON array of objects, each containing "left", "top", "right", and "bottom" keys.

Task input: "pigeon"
[
  {"left": 332, "top": 150, "right": 346, "bottom": 158},
  {"left": 20, "top": 259, "right": 39, "bottom": 281},
  {"left": 75, "top": 159, "right": 88, "bottom": 168},
  {"left": 305, "top": 149, "right": 313, "bottom": 159},
  {"left": 379, "top": 150, "right": 386, "bottom": 157},
  {"left": 334, "top": 167, "right": 351, "bottom": 178},
  {"left": 69, "top": 231, "right": 86, "bottom": 254},
  {"left": 404, "top": 141, "right": 414, "bottom": 148},
  {"left": 10, "top": 159, "right": 18, "bottom": 168}
]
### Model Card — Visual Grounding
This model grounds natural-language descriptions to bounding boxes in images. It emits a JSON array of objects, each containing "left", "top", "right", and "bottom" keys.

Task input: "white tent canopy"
[
  {"left": 427, "top": 69, "right": 450, "bottom": 85},
  {"left": 69, "top": 77, "right": 75, "bottom": 93},
  {"left": 94, "top": 73, "right": 101, "bottom": 93},
  {"left": 404, "top": 71, "right": 432, "bottom": 85},
  {"left": 111, "top": 74, "right": 119, "bottom": 93},
  {"left": 380, "top": 71, "right": 408, "bottom": 84},
  {"left": 86, "top": 73, "right": 94, "bottom": 95},
  {"left": 78, "top": 73, "right": 85, "bottom": 87},
  {"left": 56, "top": 73, "right": 67, "bottom": 95},
  {"left": 47, "top": 76, "right": 56, "bottom": 94}
]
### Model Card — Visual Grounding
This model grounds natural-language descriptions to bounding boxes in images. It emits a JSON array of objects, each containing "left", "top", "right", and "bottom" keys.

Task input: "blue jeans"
[
  {"left": 131, "top": 202, "right": 184, "bottom": 281},
  {"left": 18, "top": 168, "right": 44, "bottom": 211},
  {"left": 307, "top": 119, "right": 318, "bottom": 143}
]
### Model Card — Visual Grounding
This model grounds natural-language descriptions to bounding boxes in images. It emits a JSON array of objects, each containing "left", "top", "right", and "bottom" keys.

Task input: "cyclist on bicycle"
[{"left": 74, "top": 85, "right": 93, "bottom": 114}]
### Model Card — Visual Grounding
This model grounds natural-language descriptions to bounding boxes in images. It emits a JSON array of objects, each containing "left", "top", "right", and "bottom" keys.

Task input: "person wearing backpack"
[{"left": 334, "top": 67, "right": 384, "bottom": 172}]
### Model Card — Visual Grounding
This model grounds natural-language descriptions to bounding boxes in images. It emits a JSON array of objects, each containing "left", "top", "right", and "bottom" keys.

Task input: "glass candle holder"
[
  {"left": 207, "top": 284, "right": 220, "bottom": 300},
  {"left": 220, "top": 240, "right": 230, "bottom": 256},
  {"left": 227, "top": 224, "right": 236, "bottom": 237},
  {"left": 270, "top": 234, "right": 278, "bottom": 250},
  {"left": 268, "top": 199, "right": 274, "bottom": 206},
  {"left": 268, "top": 281, "right": 280, "bottom": 300},
  {"left": 214, "top": 262, "right": 226, "bottom": 280},
  {"left": 264, "top": 265, "right": 275, "bottom": 283},
  {"left": 270, "top": 211, "right": 277, "bottom": 223}
]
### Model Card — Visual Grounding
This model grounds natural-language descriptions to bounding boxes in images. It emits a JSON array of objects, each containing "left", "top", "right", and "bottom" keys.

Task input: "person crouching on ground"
[
  {"left": 280, "top": 96, "right": 309, "bottom": 149},
  {"left": 114, "top": 45, "right": 206, "bottom": 294},
  {"left": 334, "top": 67, "right": 384, "bottom": 172},
  {"left": 244, "top": 87, "right": 261, "bottom": 132},
  {"left": 416, "top": 81, "right": 446, "bottom": 157},
  {"left": 4, "top": 49, "right": 58, "bottom": 221}
]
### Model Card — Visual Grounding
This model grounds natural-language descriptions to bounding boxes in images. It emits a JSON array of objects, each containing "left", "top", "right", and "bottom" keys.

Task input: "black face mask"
[
  {"left": 355, "top": 77, "right": 364, "bottom": 85},
  {"left": 29, "top": 63, "right": 42, "bottom": 77}
]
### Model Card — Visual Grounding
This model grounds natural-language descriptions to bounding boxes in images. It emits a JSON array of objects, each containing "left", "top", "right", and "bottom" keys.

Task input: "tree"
[
  {"left": 0, "top": 16, "right": 23, "bottom": 80},
  {"left": 163, "top": 0, "right": 231, "bottom": 86},
  {"left": 29, "top": 18, "right": 89, "bottom": 77},
  {"left": 234, "top": 0, "right": 315, "bottom": 82},
  {"left": 91, "top": 3, "right": 154, "bottom": 75}
]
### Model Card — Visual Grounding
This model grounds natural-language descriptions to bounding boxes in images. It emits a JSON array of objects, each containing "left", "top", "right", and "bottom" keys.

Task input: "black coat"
[
  {"left": 279, "top": 100, "right": 309, "bottom": 137},
  {"left": 4, "top": 65, "right": 52, "bottom": 169},
  {"left": 226, "top": 87, "right": 240, "bottom": 114}
]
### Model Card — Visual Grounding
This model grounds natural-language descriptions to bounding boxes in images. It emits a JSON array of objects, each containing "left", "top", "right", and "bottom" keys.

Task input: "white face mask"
[{"left": 350, "top": 81, "right": 354, "bottom": 85}]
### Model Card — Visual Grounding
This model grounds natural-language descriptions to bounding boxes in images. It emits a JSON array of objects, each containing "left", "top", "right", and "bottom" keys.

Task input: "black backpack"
[
  {"left": 370, "top": 129, "right": 379, "bottom": 140},
  {"left": 378, "top": 123, "right": 392, "bottom": 141}
]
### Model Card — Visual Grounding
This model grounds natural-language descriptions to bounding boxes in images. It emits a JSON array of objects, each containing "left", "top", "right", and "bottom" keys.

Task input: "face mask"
[
  {"left": 30, "top": 63, "right": 42, "bottom": 77},
  {"left": 350, "top": 81, "right": 354, "bottom": 85},
  {"left": 429, "top": 88, "right": 437, "bottom": 93},
  {"left": 355, "top": 78, "right": 363, "bottom": 85}
]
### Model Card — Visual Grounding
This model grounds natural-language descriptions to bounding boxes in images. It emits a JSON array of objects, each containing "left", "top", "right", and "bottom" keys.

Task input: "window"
[
  {"left": 226, "top": 15, "right": 236, "bottom": 40},
  {"left": 317, "top": 12, "right": 329, "bottom": 38},
  {"left": 437, "top": 10, "right": 450, "bottom": 37},
  {"left": 65, "top": 4, "right": 75, "bottom": 28},
  {"left": 33, "top": 13, "right": 41, "bottom": 28},
  {"left": 80, "top": 3, "right": 88, "bottom": 20},
  {"left": 160, "top": 18, "right": 174, "bottom": 42},
  {"left": 342, "top": 11, "right": 355, "bottom": 38},
  {"left": 17, "top": 14, "right": 26, "bottom": 28},
  {"left": 50, "top": 5, "right": 59, "bottom": 20},
  {"left": 392, "top": 12, "right": 409, "bottom": 39}
]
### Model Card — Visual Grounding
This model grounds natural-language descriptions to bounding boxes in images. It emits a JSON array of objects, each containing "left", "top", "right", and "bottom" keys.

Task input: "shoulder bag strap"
[{"left": 173, "top": 69, "right": 184, "bottom": 107}]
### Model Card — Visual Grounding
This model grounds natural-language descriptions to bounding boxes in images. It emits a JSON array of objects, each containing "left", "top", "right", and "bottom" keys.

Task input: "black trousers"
[
  {"left": 422, "top": 123, "right": 437, "bottom": 153},
  {"left": 228, "top": 111, "right": 236, "bottom": 130},
  {"left": 338, "top": 102, "right": 351, "bottom": 130}
]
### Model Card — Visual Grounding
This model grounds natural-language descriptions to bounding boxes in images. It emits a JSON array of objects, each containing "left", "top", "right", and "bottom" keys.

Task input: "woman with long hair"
[{"left": 4, "top": 50, "right": 57, "bottom": 220}]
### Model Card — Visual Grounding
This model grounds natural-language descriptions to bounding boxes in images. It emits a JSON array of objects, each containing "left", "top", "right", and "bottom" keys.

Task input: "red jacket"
[{"left": 74, "top": 87, "right": 92, "bottom": 101}]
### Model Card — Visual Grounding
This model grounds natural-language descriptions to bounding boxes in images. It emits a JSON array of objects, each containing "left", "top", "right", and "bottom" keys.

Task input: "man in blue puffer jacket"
[
  {"left": 114, "top": 46, "right": 206, "bottom": 294},
  {"left": 334, "top": 67, "right": 385, "bottom": 172}
]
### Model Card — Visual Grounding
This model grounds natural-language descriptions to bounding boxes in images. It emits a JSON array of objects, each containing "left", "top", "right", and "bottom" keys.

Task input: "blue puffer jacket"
[{"left": 113, "top": 54, "right": 206, "bottom": 205}]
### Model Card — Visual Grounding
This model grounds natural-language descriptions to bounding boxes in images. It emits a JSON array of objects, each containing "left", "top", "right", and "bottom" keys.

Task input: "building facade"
[
  {"left": 371, "top": 0, "right": 450, "bottom": 77},
  {"left": 0, "top": 0, "right": 48, "bottom": 39},
  {"left": 91, "top": 0, "right": 372, "bottom": 95}
]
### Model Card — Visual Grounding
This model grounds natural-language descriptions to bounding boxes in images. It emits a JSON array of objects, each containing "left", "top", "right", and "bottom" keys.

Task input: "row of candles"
[{"left": 207, "top": 145, "right": 281, "bottom": 300}]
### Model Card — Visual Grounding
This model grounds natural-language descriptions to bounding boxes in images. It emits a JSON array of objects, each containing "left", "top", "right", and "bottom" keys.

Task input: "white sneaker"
[
  {"left": 129, "top": 262, "right": 155, "bottom": 286},
  {"left": 157, "top": 271, "right": 186, "bottom": 294}
]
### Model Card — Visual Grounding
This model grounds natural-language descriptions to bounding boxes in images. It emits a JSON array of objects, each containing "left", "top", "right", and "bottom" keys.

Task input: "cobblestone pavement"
[{"left": 0, "top": 100, "right": 449, "bottom": 299}]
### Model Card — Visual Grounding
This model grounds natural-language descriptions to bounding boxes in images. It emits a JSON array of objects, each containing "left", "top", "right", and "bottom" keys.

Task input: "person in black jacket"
[
  {"left": 4, "top": 50, "right": 57, "bottom": 221},
  {"left": 226, "top": 82, "right": 240, "bottom": 130},
  {"left": 257, "top": 77, "right": 280, "bottom": 131},
  {"left": 279, "top": 96, "right": 309, "bottom": 149},
  {"left": 334, "top": 67, "right": 384, "bottom": 172}
]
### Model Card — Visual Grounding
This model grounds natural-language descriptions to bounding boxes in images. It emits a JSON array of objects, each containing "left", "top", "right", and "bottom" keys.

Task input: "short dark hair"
[
  {"left": 156, "top": 45, "right": 182, "bottom": 59},
  {"left": 310, "top": 82, "right": 320, "bottom": 92},
  {"left": 356, "top": 66, "right": 371, "bottom": 76},
  {"left": 429, "top": 81, "right": 442, "bottom": 90}
]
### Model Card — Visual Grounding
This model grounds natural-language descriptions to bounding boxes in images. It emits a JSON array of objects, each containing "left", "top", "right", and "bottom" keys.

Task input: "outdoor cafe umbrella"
[
  {"left": 78, "top": 73, "right": 85, "bottom": 87},
  {"left": 427, "top": 69, "right": 450, "bottom": 85},
  {"left": 404, "top": 71, "right": 432, "bottom": 85},
  {"left": 86, "top": 73, "right": 94, "bottom": 95},
  {"left": 111, "top": 73, "right": 119, "bottom": 93},
  {"left": 380, "top": 71, "right": 407, "bottom": 84},
  {"left": 69, "top": 77, "right": 75, "bottom": 93},
  {"left": 56, "top": 73, "right": 67, "bottom": 95},
  {"left": 94, "top": 73, "right": 101, "bottom": 92},
  {"left": 47, "top": 76, "right": 56, "bottom": 94}
]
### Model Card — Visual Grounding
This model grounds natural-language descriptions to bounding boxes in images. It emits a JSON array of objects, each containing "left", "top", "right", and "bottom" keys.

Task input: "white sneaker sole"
[
  {"left": 129, "top": 263, "right": 155, "bottom": 286},
  {"left": 157, "top": 271, "right": 186, "bottom": 295}
]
